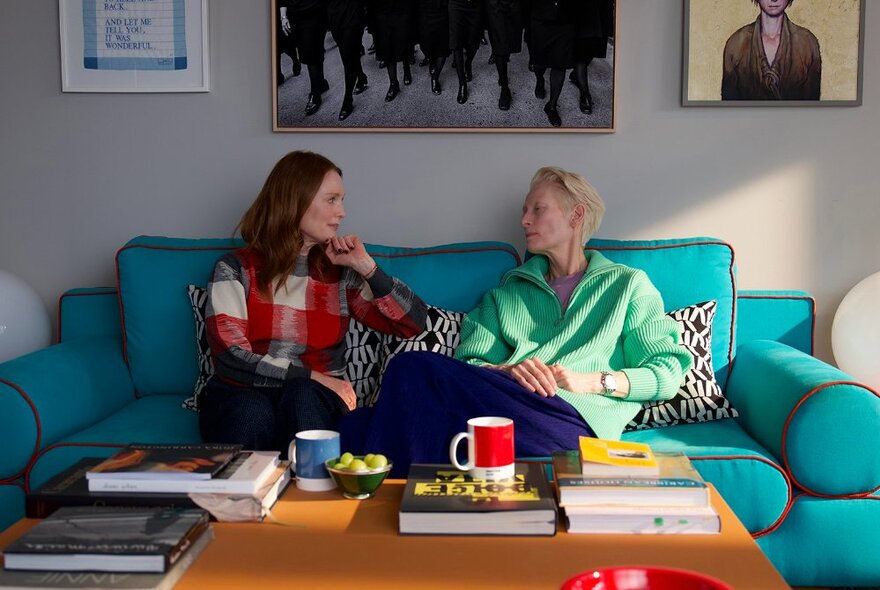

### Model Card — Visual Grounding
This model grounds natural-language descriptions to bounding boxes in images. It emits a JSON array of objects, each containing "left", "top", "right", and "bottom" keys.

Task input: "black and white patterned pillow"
[
  {"left": 182, "top": 285, "right": 213, "bottom": 412},
  {"left": 626, "top": 300, "right": 738, "bottom": 430},
  {"left": 343, "top": 319, "right": 384, "bottom": 408},
  {"left": 182, "top": 285, "right": 385, "bottom": 411},
  {"left": 373, "top": 305, "right": 465, "bottom": 405}
]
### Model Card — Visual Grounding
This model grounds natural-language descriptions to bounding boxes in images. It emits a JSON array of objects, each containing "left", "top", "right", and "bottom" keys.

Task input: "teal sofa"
[{"left": 1, "top": 235, "right": 878, "bottom": 587}]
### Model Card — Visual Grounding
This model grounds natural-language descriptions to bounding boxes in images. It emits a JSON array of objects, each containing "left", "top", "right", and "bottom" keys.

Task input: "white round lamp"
[
  {"left": 832, "top": 271, "right": 880, "bottom": 390},
  {"left": 0, "top": 270, "right": 52, "bottom": 363}
]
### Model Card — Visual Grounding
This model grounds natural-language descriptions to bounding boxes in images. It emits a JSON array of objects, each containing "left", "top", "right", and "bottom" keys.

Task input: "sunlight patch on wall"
[{"left": 632, "top": 162, "right": 816, "bottom": 290}]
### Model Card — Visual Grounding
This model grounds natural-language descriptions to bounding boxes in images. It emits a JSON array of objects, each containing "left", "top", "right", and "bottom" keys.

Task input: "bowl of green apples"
[{"left": 325, "top": 452, "right": 393, "bottom": 500}]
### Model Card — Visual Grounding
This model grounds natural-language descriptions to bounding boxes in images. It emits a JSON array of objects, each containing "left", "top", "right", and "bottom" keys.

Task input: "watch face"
[{"left": 603, "top": 373, "right": 617, "bottom": 393}]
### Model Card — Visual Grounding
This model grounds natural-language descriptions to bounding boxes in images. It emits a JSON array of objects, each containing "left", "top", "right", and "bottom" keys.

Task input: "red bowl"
[{"left": 560, "top": 567, "right": 733, "bottom": 590}]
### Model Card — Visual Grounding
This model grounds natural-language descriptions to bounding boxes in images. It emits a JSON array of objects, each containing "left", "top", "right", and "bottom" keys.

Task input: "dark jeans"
[
  {"left": 199, "top": 377, "right": 348, "bottom": 458},
  {"left": 339, "top": 351, "right": 595, "bottom": 477}
]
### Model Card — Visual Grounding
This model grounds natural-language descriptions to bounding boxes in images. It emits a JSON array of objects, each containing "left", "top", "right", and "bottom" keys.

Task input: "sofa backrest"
[
  {"left": 116, "top": 236, "right": 520, "bottom": 397},
  {"left": 586, "top": 237, "right": 737, "bottom": 386}
]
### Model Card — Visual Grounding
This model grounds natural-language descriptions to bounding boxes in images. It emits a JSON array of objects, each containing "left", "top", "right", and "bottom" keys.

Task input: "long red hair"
[{"left": 238, "top": 151, "right": 342, "bottom": 295}]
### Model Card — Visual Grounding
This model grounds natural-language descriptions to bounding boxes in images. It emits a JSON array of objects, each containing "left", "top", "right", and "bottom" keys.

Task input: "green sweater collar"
[{"left": 505, "top": 250, "right": 616, "bottom": 287}]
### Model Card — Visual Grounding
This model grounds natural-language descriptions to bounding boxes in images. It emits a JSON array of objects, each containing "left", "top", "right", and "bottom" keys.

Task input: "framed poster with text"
[{"left": 59, "top": 0, "right": 210, "bottom": 92}]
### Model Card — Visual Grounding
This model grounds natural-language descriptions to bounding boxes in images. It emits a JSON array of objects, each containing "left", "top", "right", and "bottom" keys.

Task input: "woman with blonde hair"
[
  {"left": 340, "top": 166, "right": 692, "bottom": 476},
  {"left": 200, "top": 151, "right": 427, "bottom": 454}
]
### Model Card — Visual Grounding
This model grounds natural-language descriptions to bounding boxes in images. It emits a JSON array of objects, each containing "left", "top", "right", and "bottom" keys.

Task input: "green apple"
[
  {"left": 338, "top": 452, "right": 354, "bottom": 467},
  {"left": 333, "top": 462, "right": 347, "bottom": 470},
  {"left": 348, "top": 459, "right": 368, "bottom": 472},
  {"left": 364, "top": 453, "right": 376, "bottom": 465}
]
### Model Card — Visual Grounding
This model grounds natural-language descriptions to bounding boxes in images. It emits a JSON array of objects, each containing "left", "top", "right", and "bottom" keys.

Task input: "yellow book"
[{"left": 578, "top": 436, "right": 660, "bottom": 477}]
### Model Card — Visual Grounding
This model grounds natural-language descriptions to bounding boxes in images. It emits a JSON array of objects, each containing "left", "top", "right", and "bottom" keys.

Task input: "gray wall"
[{"left": 1, "top": 1, "right": 878, "bottom": 364}]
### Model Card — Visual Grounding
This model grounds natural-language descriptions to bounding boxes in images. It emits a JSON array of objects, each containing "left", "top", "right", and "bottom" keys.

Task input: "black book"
[
  {"left": 399, "top": 463, "right": 558, "bottom": 536},
  {"left": 26, "top": 459, "right": 200, "bottom": 519},
  {"left": 3, "top": 507, "right": 211, "bottom": 573},
  {"left": 86, "top": 444, "right": 241, "bottom": 481},
  {"left": 0, "top": 528, "right": 213, "bottom": 589}
]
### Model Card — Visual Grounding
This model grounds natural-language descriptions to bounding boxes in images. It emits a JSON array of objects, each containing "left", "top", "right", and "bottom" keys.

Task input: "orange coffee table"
[{"left": 0, "top": 481, "right": 790, "bottom": 589}]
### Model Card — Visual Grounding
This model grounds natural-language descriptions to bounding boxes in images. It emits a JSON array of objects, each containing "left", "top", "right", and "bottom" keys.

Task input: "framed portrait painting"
[
  {"left": 272, "top": 0, "right": 617, "bottom": 132},
  {"left": 59, "top": 0, "right": 210, "bottom": 92},
  {"left": 683, "top": 0, "right": 864, "bottom": 106}
]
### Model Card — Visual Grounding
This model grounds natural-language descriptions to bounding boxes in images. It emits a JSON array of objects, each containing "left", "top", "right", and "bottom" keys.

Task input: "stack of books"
[
  {"left": 0, "top": 506, "right": 213, "bottom": 589},
  {"left": 552, "top": 437, "right": 720, "bottom": 535},
  {"left": 27, "top": 444, "right": 290, "bottom": 523},
  {"left": 398, "top": 462, "right": 558, "bottom": 536}
]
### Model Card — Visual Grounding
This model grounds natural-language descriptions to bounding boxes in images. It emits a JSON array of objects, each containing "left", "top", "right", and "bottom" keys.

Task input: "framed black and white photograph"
[
  {"left": 59, "top": 0, "right": 210, "bottom": 93},
  {"left": 272, "top": 0, "right": 616, "bottom": 132},
  {"left": 683, "top": 0, "right": 864, "bottom": 106}
]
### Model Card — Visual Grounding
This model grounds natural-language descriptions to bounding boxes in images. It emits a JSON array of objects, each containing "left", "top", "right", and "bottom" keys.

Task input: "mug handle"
[
  {"left": 449, "top": 432, "right": 471, "bottom": 471},
  {"left": 288, "top": 440, "right": 297, "bottom": 473}
]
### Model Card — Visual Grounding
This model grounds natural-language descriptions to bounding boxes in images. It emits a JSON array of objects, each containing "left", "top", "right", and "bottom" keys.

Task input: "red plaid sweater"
[{"left": 206, "top": 248, "right": 427, "bottom": 388}]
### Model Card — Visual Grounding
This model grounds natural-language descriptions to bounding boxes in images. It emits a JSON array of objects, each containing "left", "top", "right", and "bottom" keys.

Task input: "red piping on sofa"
[
  {"left": 689, "top": 454, "right": 792, "bottom": 538},
  {"left": 782, "top": 380, "right": 880, "bottom": 499},
  {"left": 0, "top": 378, "right": 42, "bottom": 483}
]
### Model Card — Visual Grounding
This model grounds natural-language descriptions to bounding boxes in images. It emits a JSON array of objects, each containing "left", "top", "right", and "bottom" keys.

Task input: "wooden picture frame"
[
  {"left": 272, "top": 0, "right": 617, "bottom": 132},
  {"left": 682, "top": 0, "right": 864, "bottom": 106},
  {"left": 60, "top": 0, "right": 210, "bottom": 93}
]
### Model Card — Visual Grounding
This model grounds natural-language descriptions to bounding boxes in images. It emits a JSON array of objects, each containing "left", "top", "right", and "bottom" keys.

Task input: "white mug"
[{"left": 288, "top": 430, "right": 340, "bottom": 492}]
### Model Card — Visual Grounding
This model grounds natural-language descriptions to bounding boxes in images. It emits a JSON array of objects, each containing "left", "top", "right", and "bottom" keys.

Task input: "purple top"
[{"left": 548, "top": 270, "right": 585, "bottom": 313}]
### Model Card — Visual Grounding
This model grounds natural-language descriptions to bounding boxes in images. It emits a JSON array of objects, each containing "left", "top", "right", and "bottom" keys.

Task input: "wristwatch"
[{"left": 599, "top": 371, "right": 618, "bottom": 396}]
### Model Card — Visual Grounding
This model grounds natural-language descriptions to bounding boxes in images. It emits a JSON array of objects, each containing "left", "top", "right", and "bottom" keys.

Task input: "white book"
[
  {"left": 187, "top": 461, "right": 292, "bottom": 522},
  {"left": 564, "top": 504, "right": 721, "bottom": 535},
  {"left": 87, "top": 451, "right": 279, "bottom": 495}
]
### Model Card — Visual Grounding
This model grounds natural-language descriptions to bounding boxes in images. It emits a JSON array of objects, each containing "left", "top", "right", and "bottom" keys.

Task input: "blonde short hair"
[{"left": 530, "top": 167, "right": 605, "bottom": 244}]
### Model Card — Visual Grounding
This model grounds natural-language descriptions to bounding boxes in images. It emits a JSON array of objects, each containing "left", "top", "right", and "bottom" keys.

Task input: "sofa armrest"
[
  {"left": 0, "top": 335, "right": 134, "bottom": 480},
  {"left": 727, "top": 340, "right": 880, "bottom": 496}
]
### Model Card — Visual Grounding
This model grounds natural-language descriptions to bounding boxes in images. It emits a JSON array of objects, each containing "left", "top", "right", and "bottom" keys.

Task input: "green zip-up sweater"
[{"left": 454, "top": 250, "right": 693, "bottom": 441}]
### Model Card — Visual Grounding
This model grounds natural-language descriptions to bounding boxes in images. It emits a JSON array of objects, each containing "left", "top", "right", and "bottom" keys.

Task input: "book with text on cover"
[
  {"left": 188, "top": 460, "right": 292, "bottom": 522},
  {"left": 553, "top": 450, "right": 710, "bottom": 508},
  {"left": 399, "top": 463, "right": 558, "bottom": 536},
  {"left": 0, "top": 527, "right": 213, "bottom": 590},
  {"left": 562, "top": 503, "right": 721, "bottom": 535},
  {"left": 87, "top": 451, "right": 279, "bottom": 495},
  {"left": 26, "top": 458, "right": 200, "bottom": 519},
  {"left": 578, "top": 436, "right": 659, "bottom": 477},
  {"left": 3, "top": 507, "right": 210, "bottom": 573},
  {"left": 86, "top": 444, "right": 241, "bottom": 481}
]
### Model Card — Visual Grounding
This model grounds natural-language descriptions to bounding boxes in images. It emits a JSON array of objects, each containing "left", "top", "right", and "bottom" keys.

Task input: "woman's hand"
[
  {"left": 325, "top": 235, "right": 377, "bottom": 277},
  {"left": 502, "top": 358, "right": 558, "bottom": 398},
  {"left": 311, "top": 372, "right": 357, "bottom": 411},
  {"left": 549, "top": 366, "right": 600, "bottom": 394}
]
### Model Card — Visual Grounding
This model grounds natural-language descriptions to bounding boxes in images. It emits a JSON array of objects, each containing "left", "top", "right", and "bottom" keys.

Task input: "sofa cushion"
[
  {"left": 587, "top": 237, "right": 736, "bottom": 387},
  {"left": 117, "top": 237, "right": 243, "bottom": 397},
  {"left": 627, "top": 300, "right": 737, "bottom": 431},
  {"left": 117, "top": 237, "right": 519, "bottom": 398},
  {"left": 623, "top": 420, "right": 790, "bottom": 535},
  {"left": 27, "top": 395, "right": 201, "bottom": 491}
]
